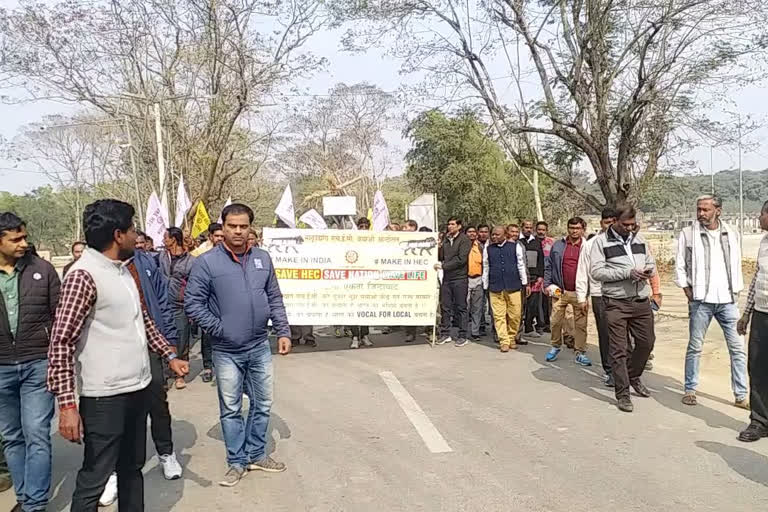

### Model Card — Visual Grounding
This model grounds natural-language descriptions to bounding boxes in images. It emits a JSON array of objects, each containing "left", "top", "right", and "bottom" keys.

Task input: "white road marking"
[{"left": 379, "top": 371, "right": 453, "bottom": 453}]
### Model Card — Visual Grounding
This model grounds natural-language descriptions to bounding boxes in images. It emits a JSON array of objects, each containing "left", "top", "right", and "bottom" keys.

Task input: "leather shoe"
[
  {"left": 738, "top": 423, "right": 768, "bottom": 443},
  {"left": 631, "top": 380, "right": 651, "bottom": 398}
]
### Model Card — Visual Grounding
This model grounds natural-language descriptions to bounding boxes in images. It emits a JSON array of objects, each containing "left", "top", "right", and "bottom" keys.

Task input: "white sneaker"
[
  {"left": 361, "top": 335, "right": 373, "bottom": 347},
  {"left": 159, "top": 452, "right": 183, "bottom": 480},
  {"left": 99, "top": 473, "right": 118, "bottom": 506},
  {"left": 350, "top": 337, "right": 360, "bottom": 349}
]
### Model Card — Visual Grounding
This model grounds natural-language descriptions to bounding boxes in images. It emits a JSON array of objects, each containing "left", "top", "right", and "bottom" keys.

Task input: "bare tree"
[
  {"left": 273, "top": 82, "right": 400, "bottom": 212},
  {"left": 337, "top": 0, "right": 768, "bottom": 208},
  {"left": 1, "top": 0, "right": 329, "bottom": 205}
]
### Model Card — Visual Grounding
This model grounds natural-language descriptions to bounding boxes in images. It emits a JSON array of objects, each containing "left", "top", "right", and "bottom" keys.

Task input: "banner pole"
[{"left": 431, "top": 192, "right": 439, "bottom": 348}]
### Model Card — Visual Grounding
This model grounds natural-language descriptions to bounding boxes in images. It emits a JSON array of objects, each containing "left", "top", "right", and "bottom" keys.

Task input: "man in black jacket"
[
  {"left": 520, "top": 220, "right": 546, "bottom": 337},
  {"left": 0, "top": 212, "right": 60, "bottom": 512},
  {"left": 437, "top": 217, "right": 471, "bottom": 347}
]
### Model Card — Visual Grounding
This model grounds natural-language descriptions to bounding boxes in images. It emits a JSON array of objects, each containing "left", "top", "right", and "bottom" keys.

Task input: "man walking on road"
[
  {"left": 466, "top": 226, "right": 485, "bottom": 342},
  {"left": 675, "top": 195, "right": 748, "bottom": 409},
  {"left": 97, "top": 229, "right": 184, "bottom": 506},
  {"left": 0, "top": 212, "right": 59, "bottom": 512},
  {"left": 577, "top": 208, "right": 617, "bottom": 386},
  {"left": 737, "top": 200, "right": 768, "bottom": 442},
  {"left": 520, "top": 220, "right": 545, "bottom": 337},
  {"left": 436, "top": 217, "right": 471, "bottom": 347},
  {"left": 185, "top": 203, "right": 292, "bottom": 488},
  {"left": 590, "top": 204, "right": 656, "bottom": 413},
  {"left": 47, "top": 199, "right": 188, "bottom": 512},
  {"left": 482, "top": 226, "right": 528, "bottom": 352},
  {"left": 159, "top": 227, "right": 196, "bottom": 390},
  {"left": 544, "top": 217, "right": 591, "bottom": 366}
]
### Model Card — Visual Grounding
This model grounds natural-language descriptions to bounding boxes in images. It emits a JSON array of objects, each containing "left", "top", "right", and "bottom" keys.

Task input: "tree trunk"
[{"left": 532, "top": 167, "right": 543, "bottom": 221}]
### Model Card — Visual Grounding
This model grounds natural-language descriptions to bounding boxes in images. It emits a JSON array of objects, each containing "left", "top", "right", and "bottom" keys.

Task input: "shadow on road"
[
  {"left": 206, "top": 412, "right": 291, "bottom": 457},
  {"left": 695, "top": 440, "right": 768, "bottom": 487},
  {"left": 48, "top": 419, "right": 210, "bottom": 511},
  {"left": 518, "top": 334, "right": 749, "bottom": 431}
]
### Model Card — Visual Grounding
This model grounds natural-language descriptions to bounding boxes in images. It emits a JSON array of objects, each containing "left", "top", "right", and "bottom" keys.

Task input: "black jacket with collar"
[
  {"left": 439, "top": 232, "right": 471, "bottom": 282},
  {"left": 0, "top": 253, "right": 60, "bottom": 364}
]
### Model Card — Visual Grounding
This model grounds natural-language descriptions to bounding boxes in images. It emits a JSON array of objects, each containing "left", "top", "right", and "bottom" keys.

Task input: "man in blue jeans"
[
  {"left": 675, "top": 195, "right": 749, "bottom": 409},
  {"left": 0, "top": 212, "right": 59, "bottom": 512},
  {"left": 185, "top": 203, "right": 291, "bottom": 488}
]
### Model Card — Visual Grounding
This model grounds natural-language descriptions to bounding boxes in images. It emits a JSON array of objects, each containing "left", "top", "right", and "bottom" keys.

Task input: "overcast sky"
[{"left": 2, "top": 2, "right": 766, "bottom": 195}]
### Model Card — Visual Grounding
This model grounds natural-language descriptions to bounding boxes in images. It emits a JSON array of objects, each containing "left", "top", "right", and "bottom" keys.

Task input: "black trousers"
[
  {"left": 440, "top": 278, "right": 468, "bottom": 339},
  {"left": 351, "top": 326, "right": 369, "bottom": 338},
  {"left": 201, "top": 331, "right": 213, "bottom": 370},
  {"left": 70, "top": 387, "right": 149, "bottom": 512},
  {"left": 524, "top": 291, "right": 546, "bottom": 332},
  {"left": 591, "top": 296, "right": 612, "bottom": 374},
  {"left": 148, "top": 353, "right": 173, "bottom": 456},
  {"left": 604, "top": 297, "right": 655, "bottom": 400},
  {"left": 749, "top": 311, "right": 768, "bottom": 428}
]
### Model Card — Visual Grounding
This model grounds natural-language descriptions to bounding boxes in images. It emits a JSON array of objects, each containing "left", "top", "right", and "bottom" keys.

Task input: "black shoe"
[
  {"left": 631, "top": 380, "right": 651, "bottom": 398},
  {"left": 617, "top": 397, "right": 634, "bottom": 413},
  {"left": 305, "top": 337, "right": 317, "bottom": 347},
  {"left": 516, "top": 338, "right": 529, "bottom": 345},
  {"left": 543, "top": 326, "right": 551, "bottom": 333},
  {"left": 202, "top": 370, "right": 213, "bottom": 383},
  {"left": 604, "top": 374, "right": 615, "bottom": 388},
  {"left": 472, "top": 335, "right": 481, "bottom": 342},
  {"left": 738, "top": 423, "right": 768, "bottom": 442}
]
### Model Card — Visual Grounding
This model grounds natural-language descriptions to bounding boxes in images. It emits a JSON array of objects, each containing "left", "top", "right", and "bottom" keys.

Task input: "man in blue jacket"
[
  {"left": 544, "top": 217, "right": 591, "bottom": 366},
  {"left": 185, "top": 203, "right": 291, "bottom": 488}
]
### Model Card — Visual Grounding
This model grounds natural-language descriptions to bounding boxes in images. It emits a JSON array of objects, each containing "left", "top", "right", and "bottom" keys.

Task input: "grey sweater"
[{"left": 589, "top": 228, "right": 656, "bottom": 300}]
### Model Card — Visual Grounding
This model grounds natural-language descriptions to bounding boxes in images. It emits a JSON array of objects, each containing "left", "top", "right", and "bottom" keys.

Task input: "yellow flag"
[
  {"left": 366, "top": 208, "right": 373, "bottom": 230},
  {"left": 191, "top": 201, "right": 211, "bottom": 238}
]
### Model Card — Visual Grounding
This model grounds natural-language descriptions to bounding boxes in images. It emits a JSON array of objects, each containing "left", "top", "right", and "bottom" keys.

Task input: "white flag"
[
  {"left": 275, "top": 185, "right": 296, "bottom": 228},
  {"left": 372, "top": 190, "right": 390, "bottom": 231},
  {"left": 145, "top": 192, "right": 168, "bottom": 249},
  {"left": 174, "top": 175, "right": 192, "bottom": 227},
  {"left": 217, "top": 196, "right": 232, "bottom": 224},
  {"left": 299, "top": 209, "right": 327, "bottom": 229}
]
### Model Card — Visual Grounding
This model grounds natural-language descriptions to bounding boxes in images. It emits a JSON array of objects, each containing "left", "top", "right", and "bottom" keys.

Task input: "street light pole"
[
  {"left": 738, "top": 114, "right": 744, "bottom": 250},
  {"left": 153, "top": 103, "right": 169, "bottom": 219},
  {"left": 124, "top": 117, "right": 144, "bottom": 227},
  {"left": 710, "top": 145, "right": 714, "bottom": 194}
]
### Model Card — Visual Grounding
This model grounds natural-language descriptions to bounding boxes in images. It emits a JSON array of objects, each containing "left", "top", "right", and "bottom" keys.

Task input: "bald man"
[{"left": 482, "top": 226, "right": 530, "bottom": 352}]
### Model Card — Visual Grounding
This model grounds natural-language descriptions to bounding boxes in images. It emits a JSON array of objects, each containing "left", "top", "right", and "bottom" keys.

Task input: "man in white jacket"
[
  {"left": 675, "top": 195, "right": 748, "bottom": 409},
  {"left": 576, "top": 208, "right": 617, "bottom": 386}
]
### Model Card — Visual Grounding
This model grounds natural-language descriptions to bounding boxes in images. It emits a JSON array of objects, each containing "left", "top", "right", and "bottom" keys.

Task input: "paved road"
[{"left": 3, "top": 303, "right": 768, "bottom": 511}]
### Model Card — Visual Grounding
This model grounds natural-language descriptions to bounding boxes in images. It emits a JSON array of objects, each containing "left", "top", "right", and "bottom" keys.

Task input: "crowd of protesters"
[{"left": 0, "top": 195, "right": 767, "bottom": 511}]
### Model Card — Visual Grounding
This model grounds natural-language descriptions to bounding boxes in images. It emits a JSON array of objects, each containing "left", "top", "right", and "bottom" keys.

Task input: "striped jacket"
[{"left": 589, "top": 227, "right": 656, "bottom": 300}]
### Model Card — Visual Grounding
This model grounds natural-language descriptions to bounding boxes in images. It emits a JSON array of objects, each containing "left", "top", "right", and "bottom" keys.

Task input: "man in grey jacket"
[
  {"left": 159, "top": 227, "right": 196, "bottom": 389},
  {"left": 590, "top": 204, "right": 656, "bottom": 413}
]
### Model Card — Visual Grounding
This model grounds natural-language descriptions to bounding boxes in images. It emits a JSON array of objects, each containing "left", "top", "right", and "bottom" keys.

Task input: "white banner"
[
  {"left": 174, "top": 175, "right": 192, "bottom": 227},
  {"left": 299, "top": 209, "right": 328, "bottom": 229},
  {"left": 263, "top": 228, "right": 439, "bottom": 326},
  {"left": 145, "top": 192, "right": 167, "bottom": 249},
  {"left": 217, "top": 196, "right": 232, "bottom": 224},
  {"left": 275, "top": 185, "right": 296, "bottom": 228},
  {"left": 372, "top": 190, "right": 390, "bottom": 231}
]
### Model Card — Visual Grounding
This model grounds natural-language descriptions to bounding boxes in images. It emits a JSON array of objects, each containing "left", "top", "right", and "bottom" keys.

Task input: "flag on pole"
[
  {"left": 145, "top": 192, "right": 168, "bottom": 249},
  {"left": 372, "top": 190, "right": 390, "bottom": 231},
  {"left": 191, "top": 201, "right": 211, "bottom": 238},
  {"left": 299, "top": 209, "right": 327, "bottom": 229},
  {"left": 174, "top": 175, "right": 192, "bottom": 227},
  {"left": 217, "top": 196, "right": 232, "bottom": 224},
  {"left": 274, "top": 185, "right": 296, "bottom": 228}
]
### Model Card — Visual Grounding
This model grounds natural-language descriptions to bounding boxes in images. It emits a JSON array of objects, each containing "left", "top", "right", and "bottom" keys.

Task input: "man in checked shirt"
[
  {"left": 737, "top": 200, "right": 768, "bottom": 443},
  {"left": 47, "top": 199, "right": 189, "bottom": 512}
]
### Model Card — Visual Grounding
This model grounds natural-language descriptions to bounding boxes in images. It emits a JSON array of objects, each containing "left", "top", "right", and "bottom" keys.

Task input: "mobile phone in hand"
[{"left": 651, "top": 299, "right": 660, "bottom": 312}]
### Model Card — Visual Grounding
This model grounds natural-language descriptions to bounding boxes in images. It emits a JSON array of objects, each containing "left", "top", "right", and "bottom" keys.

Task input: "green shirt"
[{"left": 0, "top": 265, "right": 19, "bottom": 338}]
